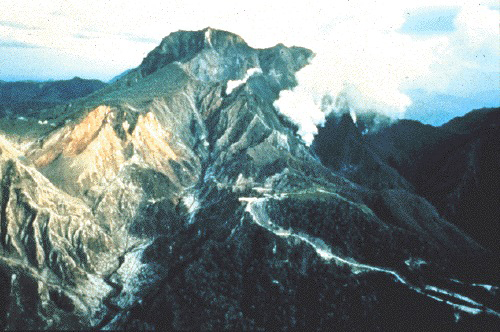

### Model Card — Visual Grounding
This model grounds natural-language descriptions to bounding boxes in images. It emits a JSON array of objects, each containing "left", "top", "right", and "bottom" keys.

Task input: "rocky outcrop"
[
  {"left": 26, "top": 105, "right": 193, "bottom": 198},
  {"left": 0, "top": 137, "right": 118, "bottom": 329}
]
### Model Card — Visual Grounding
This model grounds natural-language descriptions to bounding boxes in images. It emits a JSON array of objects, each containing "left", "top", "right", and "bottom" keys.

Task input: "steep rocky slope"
[{"left": 0, "top": 29, "right": 498, "bottom": 330}]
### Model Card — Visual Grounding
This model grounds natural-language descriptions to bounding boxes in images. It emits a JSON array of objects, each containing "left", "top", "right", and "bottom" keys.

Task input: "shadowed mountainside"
[
  {"left": 314, "top": 108, "right": 499, "bottom": 254},
  {"left": 370, "top": 108, "right": 500, "bottom": 253}
]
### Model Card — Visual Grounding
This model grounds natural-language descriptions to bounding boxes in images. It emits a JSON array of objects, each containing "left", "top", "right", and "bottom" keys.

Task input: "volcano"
[{"left": 0, "top": 28, "right": 498, "bottom": 330}]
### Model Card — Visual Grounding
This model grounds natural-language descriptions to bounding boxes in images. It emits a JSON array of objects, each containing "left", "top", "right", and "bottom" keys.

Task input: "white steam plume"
[{"left": 274, "top": 50, "right": 414, "bottom": 145}]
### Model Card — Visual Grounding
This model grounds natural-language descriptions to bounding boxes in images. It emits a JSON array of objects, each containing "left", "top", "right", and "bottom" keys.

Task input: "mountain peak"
[
  {"left": 101, "top": 28, "right": 313, "bottom": 107},
  {"left": 138, "top": 28, "right": 250, "bottom": 77}
]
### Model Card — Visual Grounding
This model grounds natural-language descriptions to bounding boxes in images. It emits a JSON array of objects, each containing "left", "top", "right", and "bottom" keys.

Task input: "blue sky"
[
  {"left": 399, "top": 7, "right": 460, "bottom": 35},
  {"left": 0, "top": 0, "right": 498, "bottom": 127}
]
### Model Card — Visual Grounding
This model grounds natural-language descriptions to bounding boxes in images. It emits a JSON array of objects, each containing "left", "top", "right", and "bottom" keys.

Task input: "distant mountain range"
[
  {"left": 0, "top": 77, "right": 107, "bottom": 103},
  {"left": 0, "top": 76, "right": 107, "bottom": 114},
  {"left": 0, "top": 77, "right": 107, "bottom": 140}
]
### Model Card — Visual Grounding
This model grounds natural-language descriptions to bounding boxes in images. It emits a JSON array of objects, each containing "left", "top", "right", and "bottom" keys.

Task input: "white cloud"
[{"left": 402, "top": 3, "right": 499, "bottom": 96}]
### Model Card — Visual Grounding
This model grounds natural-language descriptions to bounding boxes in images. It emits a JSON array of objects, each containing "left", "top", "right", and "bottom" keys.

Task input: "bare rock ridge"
[{"left": 0, "top": 28, "right": 498, "bottom": 330}]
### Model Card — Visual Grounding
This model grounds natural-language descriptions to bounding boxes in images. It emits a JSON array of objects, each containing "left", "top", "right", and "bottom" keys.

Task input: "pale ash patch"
[
  {"left": 276, "top": 132, "right": 290, "bottom": 151},
  {"left": 182, "top": 191, "right": 200, "bottom": 224},
  {"left": 182, "top": 192, "right": 199, "bottom": 214},
  {"left": 226, "top": 68, "right": 263, "bottom": 94},
  {"left": 405, "top": 257, "right": 427, "bottom": 270},
  {"left": 350, "top": 109, "right": 357, "bottom": 124},
  {"left": 471, "top": 283, "right": 496, "bottom": 292},
  {"left": 112, "top": 241, "right": 159, "bottom": 309},
  {"left": 204, "top": 28, "right": 213, "bottom": 48},
  {"left": 233, "top": 174, "right": 255, "bottom": 192},
  {"left": 79, "top": 273, "right": 114, "bottom": 322}
]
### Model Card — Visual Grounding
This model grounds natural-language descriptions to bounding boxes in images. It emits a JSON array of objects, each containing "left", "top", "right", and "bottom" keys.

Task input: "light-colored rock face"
[
  {"left": 130, "top": 111, "right": 179, "bottom": 168},
  {"left": 26, "top": 104, "right": 194, "bottom": 199},
  {"left": 63, "top": 105, "right": 112, "bottom": 158},
  {"left": 0, "top": 135, "right": 23, "bottom": 159},
  {"left": 0, "top": 156, "right": 120, "bottom": 328},
  {"left": 28, "top": 105, "right": 114, "bottom": 167}
]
